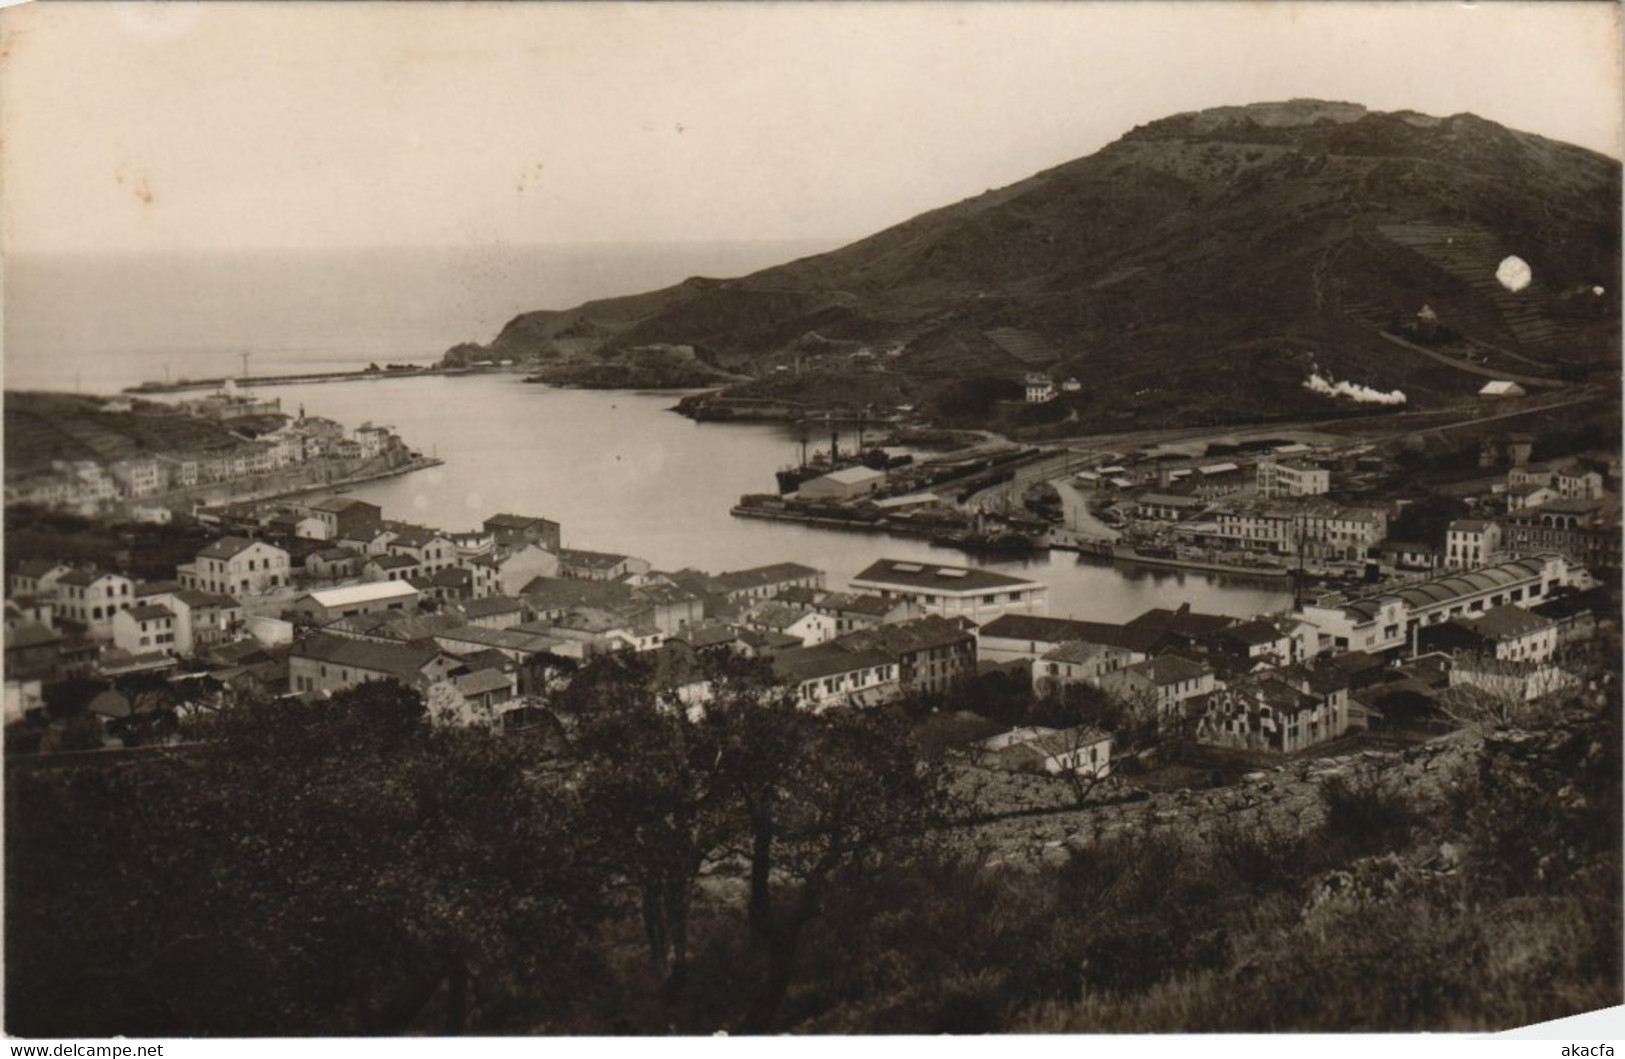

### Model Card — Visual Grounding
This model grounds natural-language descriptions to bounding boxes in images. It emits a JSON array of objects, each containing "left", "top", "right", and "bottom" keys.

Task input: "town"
[
  {"left": 3, "top": 387, "right": 437, "bottom": 519},
  {"left": 6, "top": 394, "right": 1617, "bottom": 774}
]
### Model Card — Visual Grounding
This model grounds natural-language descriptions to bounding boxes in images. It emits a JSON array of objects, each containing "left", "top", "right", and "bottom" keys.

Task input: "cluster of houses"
[
  {"left": 3, "top": 477, "right": 1610, "bottom": 774},
  {"left": 4, "top": 390, "right": 412, "bottom": 517}
]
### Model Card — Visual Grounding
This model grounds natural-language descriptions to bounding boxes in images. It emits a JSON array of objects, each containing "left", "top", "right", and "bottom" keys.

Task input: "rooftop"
[
  {"left": 302, "top": 581, "right": 420, "bottom": 609},
  {"left": 5, "top": 622, "right": 63, "bottom": 650},
  {"left": 485, "top": 513, "right": 558, "bottom": 530},
  {"left": 309, "top": 497, "right": 379, "bottom": 515},
  {"left": 851, "top": 559, "right": 1041, "bottom": 594},
  {"left": 437, "top": 625, "right": 563, "bottom": 655},
  {"left": 835, "top": 615, "right": 974, "bottom": 657},
  {"left": 452, "top": 669, "right": 514, "bottom": 697},
  {"left": 1126, "top": 605, "right": 1238, "bottom": 638},
  {"left": 57, "top": 568, "right": 123, "bottom": 587},
  {"left": 1216, "top": 619, "right": 1287, "bottom": 647},
  {"left": 198, "top": 536, "right": 274, "bottom": 561},
  {"left": 459, "top": 595, "right": 524, "bottom": 619},
  {"left": 1041, "top": 639, "right": 1123, "bottom": 664},
  {"left": 977, "top": 613, "right": 1165, "bottom": 653},
  {"left": 1464, "top": 604, "right": 1554, "bottom": 641},
  {"left": 1127, "top": 653, "right": 1212, "bottom": 686},
  {"left": 745, "top": 601, "right": 815, "bottom": 631},
  {"left": 773, "top": 643, "right": 897, "bottom": 684},
  {"left": 292, "top": 633, "right": 440, "bottom": 684},
  {"left": 816, "top": 465, "right": 886, "bottom": 486},
  {"left": 817, "top": 591, "right": 902, "bottom": 617},
  {"left": 711, "top": 562, "right": 824, "bottom": 594},
  {"left": 559, "top": 547, "right": 632, "bottom": 568}
]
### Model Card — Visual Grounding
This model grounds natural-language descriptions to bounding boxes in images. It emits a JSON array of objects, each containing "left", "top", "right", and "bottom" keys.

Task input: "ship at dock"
[
  {"left": 1110, "top": 542, "right": 1292, "bottom": 580},
  {"left": 775, "top": 425, "right": 912, "bottom": 495}
]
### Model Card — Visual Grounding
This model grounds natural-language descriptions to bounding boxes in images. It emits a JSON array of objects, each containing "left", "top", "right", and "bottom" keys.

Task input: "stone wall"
[{"left": 962, "top": 730, "right": 1482, "bottom": 871}]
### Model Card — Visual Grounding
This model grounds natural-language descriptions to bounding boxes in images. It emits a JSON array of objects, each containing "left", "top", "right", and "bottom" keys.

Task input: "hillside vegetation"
[{"left": 446, "top": 100, "right": 1620, "bottom": 425}]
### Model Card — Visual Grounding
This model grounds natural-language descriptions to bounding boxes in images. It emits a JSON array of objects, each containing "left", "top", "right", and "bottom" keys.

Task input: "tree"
[
  {"left": 1388, "top": 494, "right": 1469, "bottom": 549},
  {"left": 8, "top": 681, "right": 609, "bottom": 1036},
  {"left": 568, "top": 652, "right": 749, "bottom": 1014},
  {"left": 726, "top": 701, "right": 951, "bottom": 1033}
]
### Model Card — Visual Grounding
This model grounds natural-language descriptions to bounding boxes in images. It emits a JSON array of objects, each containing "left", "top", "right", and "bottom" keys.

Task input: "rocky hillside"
[{"left": 449, "top": 100, "right": 1620, "bottom": 424}]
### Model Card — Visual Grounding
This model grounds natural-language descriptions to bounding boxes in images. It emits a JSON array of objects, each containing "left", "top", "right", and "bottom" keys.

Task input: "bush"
[{"left": 1316, "top": 767, "right": 1417, "bottom": 865}]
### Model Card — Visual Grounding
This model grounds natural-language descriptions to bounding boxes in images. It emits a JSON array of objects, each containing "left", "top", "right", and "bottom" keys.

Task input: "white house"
[
  {"left": 178, "top": 537, "right": 291, "bottom": 596},
  {"left": 1099, "top": 653, "right": 1218, "bottom": 716},
  {"left": 798, "top": 465, "right": 887, "bottom": 502},
  {"left": 772, "top": 643, "right": 899, "bottom": 712},
  {"left": 1445, "top": 520, "right": 1502, "bottom": 568},
  {"left": 849, "top": 559, "right": 1047, "bottom": 623},
  {"left": 742, "top": 601, "right": 837, "bottom": 646},
  {"left": 111, "top": 603, "right": 178, "bottom": 655},
  {"left": 985, "top": 725, "right": 1112, "bottom": 777},
  {"left": 52, "top": 569, "right": 136, "bottom": 639}
]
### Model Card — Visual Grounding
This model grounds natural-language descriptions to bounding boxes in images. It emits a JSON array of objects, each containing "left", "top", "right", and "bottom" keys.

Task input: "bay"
[{"left": 273, "top": 374, "right": 1291, "bottom": 624}]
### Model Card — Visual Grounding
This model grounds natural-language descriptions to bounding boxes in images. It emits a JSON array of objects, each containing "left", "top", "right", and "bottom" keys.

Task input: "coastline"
[{"left": 119, "top": 455, "right": 445, "bottom": 514}]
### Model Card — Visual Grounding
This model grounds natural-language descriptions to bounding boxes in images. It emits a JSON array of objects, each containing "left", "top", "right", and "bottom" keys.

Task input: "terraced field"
[
  {"left": 3, "top": 393, "right": 244, "bottom": 477},
  {"left": 1375, "top": 223, "right": 1579, "bottom": 359}
]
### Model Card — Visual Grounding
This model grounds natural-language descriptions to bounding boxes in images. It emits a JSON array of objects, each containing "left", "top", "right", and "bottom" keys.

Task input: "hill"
[{"left": 446, "top": 100, "right": 1620, "bottom": 427}]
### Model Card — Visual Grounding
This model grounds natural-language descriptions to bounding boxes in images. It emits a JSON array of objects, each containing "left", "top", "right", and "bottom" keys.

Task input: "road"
[
  {"left": 1051, "top": 479, "right": 1121, "bottom": 542},
  {"left": 960, "top": 389, "right": 1611, "bottom": 513}
]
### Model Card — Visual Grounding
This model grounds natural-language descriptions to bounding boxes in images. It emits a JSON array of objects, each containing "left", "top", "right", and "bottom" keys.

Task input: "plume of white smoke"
[{"left": 1303, "top": 371, "right": 1406, "bottom": 406}]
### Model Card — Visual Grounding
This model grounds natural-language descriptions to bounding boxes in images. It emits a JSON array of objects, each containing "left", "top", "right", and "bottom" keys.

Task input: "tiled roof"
[
  {"left": 672, "top": 622, "right": 742, "bottom": 649},
  {"left": 292, "top": 633, "right": 440, "bottom": 684},
  {"left": 5, "top": 622, "right": 63, "bottom": 650},
  {"left": 521, "top": 576, "right": 637, "bottom": 613},
  {"left": 1217, "top": 619, "right": 1286, "bottom": 647},
  {"left": 310, "top": 497, "right": 378, "bottom": 514},
  {"left": 1025, "top": 725, "right": 1111, "bottom": 758},
  {"left": 452, "top": 669, "right": 514, "bottom": 697},
  {"left": 559, "top": 548, "right": 631, "bottom": 569},
  {"left": 460, "top": 595, "right": 523, "bottom": 618},
  {"left": 773, "top": 643, "right": 895, "bottom": 684},
  {"left": 377, "top": 613, "right": 465, "bottom": 642},
  {"left": 1042, "top": 639, "right": 1120, "bottom": 664},
  {"left": 485, "top": 513, "right": 557, "bottom": 530},
  {"left": 56, "top": 568, "right": 123, "bottom": 588},
  {"left": 302, "top": 582, "right": 419, "bottom": 609},
  {"left": 127, "top": 604, "right": 175, "bottom": 622},
  {"left": 817, "top": 591, "right": 900, "bottom": 617},
  {"left": 1129, "top": 653, "right": 1211, "bottom": 686},
  {"left": 197, "top": 537, "right": 264, "bottom": 561},
  {"left": 978, "top": 614, "right": 1163, "bottom": 654},
  {"left": 438, "top": 625, "right": 563, "bottom": 655},
  {"left": 1465, "top": 604, "right": 1553, "bottom": 641},
  {"left": 711, "top": 562, "right": 824, "bottom": 594},
  {"left": 15, "top": 559, "right": 69, "bottom": 579},
  {"left": 850, "top": 559, "right": 1039, "bottom": 594},
  {"left": 745, "top": 601, "right": 813, "bottom": 631},
  {"left": 369, "top": 555, "right": 419, "bottom": 570},
  {"left": 816, "top": 465, "right": 886, "bottom": 486},
  {"left": 835, "top": 615, "right": 973, "bottom": 657},
  {"left": 1127, "top": 606, "right": 1238, "bottom": 638},
  {"left": 386, "top": 526, "right": 447, "bottom": 549}
]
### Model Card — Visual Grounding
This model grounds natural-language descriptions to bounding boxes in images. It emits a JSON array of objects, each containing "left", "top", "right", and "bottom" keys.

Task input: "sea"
[{"left": 2, "top": 243, "right": 1291, "bottom": 622}]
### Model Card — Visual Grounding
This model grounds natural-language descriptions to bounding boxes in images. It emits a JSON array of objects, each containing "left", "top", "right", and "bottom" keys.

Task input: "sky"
[{"left": 1, "top": 1, "right": 1620, "bottom": 254}]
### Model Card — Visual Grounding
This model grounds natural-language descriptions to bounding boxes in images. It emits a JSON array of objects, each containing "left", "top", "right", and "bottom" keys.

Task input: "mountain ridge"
[{"left": 445, "top": 100, "right": 1620, "bottom": 427}]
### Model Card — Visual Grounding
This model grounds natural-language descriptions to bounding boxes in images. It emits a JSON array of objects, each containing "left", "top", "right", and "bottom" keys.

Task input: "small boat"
[{"left": 931, "top": 529, "right": 1046, "bottom": 553}]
